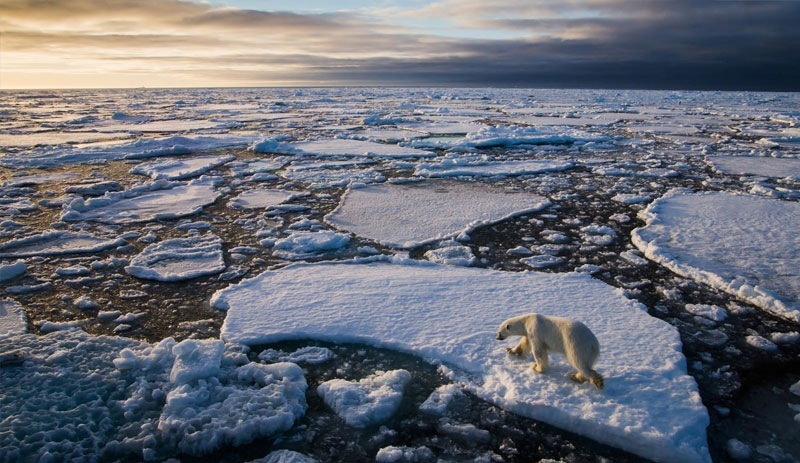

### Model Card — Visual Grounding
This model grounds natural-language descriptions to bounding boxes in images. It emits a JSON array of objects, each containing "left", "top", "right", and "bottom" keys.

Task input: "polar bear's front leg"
[
  {"left": 507, "top": 336, "right": 529, "bottom": 356},
  {"left": 531, "top": 344, "right": 549, "bottom": 373}
]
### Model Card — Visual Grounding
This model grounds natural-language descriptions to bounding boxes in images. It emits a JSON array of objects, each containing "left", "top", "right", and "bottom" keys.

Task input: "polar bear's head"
[{"left": 496, "top": 316, "right": 523, "bottom": 340}]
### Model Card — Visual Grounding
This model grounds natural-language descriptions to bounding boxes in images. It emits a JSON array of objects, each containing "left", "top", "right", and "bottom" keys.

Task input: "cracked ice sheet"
[
  {"left": 61, "top": 177, "right": 222, "bottom": 224},
  {"left": 633, "top": 190, "right": 800, "bottom": 323},
  {"left": 125, "top": 234, "right": 225, "bottom": 282},
  {"left": 324, "top": 180, "right": 550, "bottom": 249},
  {"left": 211, "top": 258, "right": 710, "bottom": 463},
  {"left": 0, "top": 231, "right": 126, "bottom": 258}
]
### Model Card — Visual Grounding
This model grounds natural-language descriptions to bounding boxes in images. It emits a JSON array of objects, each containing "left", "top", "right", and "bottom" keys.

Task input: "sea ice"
[
  {"left": 270, "top": 231, "right": 351, "bottom": 260},
  {"left": 415, "top": 159, "right": 574, "bottom": 178},
  {"left": 460, "top": 125, "right": 608, "bottom": 148},
  {"left": 708, "top": 155, "right": 800, "bottom": 179},
  {"left": 325, "top": 180, "right": 550, "bottom": 248},
  {"left": 0, "top": 261, "right": 26, "bottom": 282},
  {"left": 0, "top": 231, "right": 126, "bottom": 258},
  {"left": 317, "top": 369, "right": 412, "bottom": 428},
  {"left": 228, "top": 189, "right": 307, "bottom": 210},
  {"left": 0, "top": 134, "right": 259, "bottom": 169},
  {"left": 211, "top": 258, "right": 710, "bottom": 463},
  {"left": 633, "top": 190, "right": 800, "bottom": 322},
  {"left": 0, "top": 298, "right": 27, "bottom": 339},
  {"left": 130, "top": 154, "right": 236, "bottom": 180},
  {"left": 125, "top": 234, "right": 225, "bottom": 282},
  {"left": 0, "top": 331, "right": 308, "bottom": 461},
  {"left": 61, "top": 176, "right": 223, "bottom": 224},
  {"left": 255, "top": 138, "right": 436, "bottom": 159}
]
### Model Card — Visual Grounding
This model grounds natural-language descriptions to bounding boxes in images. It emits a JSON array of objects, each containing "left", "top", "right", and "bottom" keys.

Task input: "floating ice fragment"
[
  {"left": 130, "top": 154, "right": 236, "bottom": 180},
  {"left": 125, "top": 234, "right": 225, "bottom": 282},
  {"left": 62, "top": 176, "right": 223, "bottom": 224},
  {"left": 0, "top": 231, "right": 125, "bottom": 258},
  {"left": 271, "top": 231, "right": 350, "bottom": 260},
  {"left": 0, "top": 299, "right": 27, "bottom": 339},
  {"left": 317, "top": 369, "right": 412, "bottom": 428},
  {"left": 211, "top": 259, "right": 710, "bottom": 463},
  {"left": 325, "top": 180, "right": 550, "bottom": 249},
  {"left": 228, "top": 189, "right": 307, "bottom": 210},
  {"left": 0, "top": 261, "right": 26, "bottom": 282},
  {"left": 633, "top": 190, "right": 800, "bottom": 322}
]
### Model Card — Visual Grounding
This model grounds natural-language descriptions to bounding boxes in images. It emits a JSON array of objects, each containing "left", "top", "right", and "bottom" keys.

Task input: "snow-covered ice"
[
  {"left": 0, "top": 331, "right": 308, "bottom": 461},
  {"left": 317, "top": 369, "right": 412, "bottom": 428},
  {"left": 228, "top": 189, "right": 307, "bottom": 210},
  {"left": 633, "top": 190, "right": 800, "bottom": 322},
  {"left": 0, "top": 298, "right": 27, "bottom": 339},
  {"left": 0, "top": 231, "right": 126, "bottom": 258},
  {"left": 708, "top": 155, "right": 800, "bottom": 179},
  {"left": 125, "top": 234, "right": 226, "bottom": 281},
  {"left": 415, "top": 158, "right": 573, "bottom": 178},
  {"left": 130, "top": 154, "right": 236, "bottom": 180},
  {"left": 61, "top": 176, "right": 223, "bottom": 224},
  {"left": 325, "top": 180, "right": 550, "bottom": 248},
  {"left": 255, "top": 138, "right": 436, "bottom": 159},
  {"left": 270, "top": 230, "right": 351, "bottom": 260},
  {"left": 211, "top": 258, "right": 710, "bottom": 463}
]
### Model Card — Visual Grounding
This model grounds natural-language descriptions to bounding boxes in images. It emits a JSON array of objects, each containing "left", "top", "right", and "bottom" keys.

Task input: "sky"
[{"left": 1, "top": 0, "right": 799, "bottom": 90}]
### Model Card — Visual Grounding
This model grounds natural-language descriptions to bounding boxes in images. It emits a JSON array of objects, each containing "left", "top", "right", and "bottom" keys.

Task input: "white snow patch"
[
  {"left": 258, "top": 346, "right": 335, "bottom": 365},
  {"left": 633, "top": 190, "right": 800, "bottom": 322},
  {"left": 423, "top": 241, "right": 477, "bottom": 266},
  {"left": 317, "top": 369, "right": 412, "bottom": 428},
  {"left": 125, "top": 234, "right": 225, "bottom": 282},
  {"left": 211, "top": 259, "right": 710, "bottom": 463},
  {"left": 325, "top": 181, "right": 550, "bottom": 249},
  {"left": 419, "top": 384, "right": 463, "bottom": 416}
]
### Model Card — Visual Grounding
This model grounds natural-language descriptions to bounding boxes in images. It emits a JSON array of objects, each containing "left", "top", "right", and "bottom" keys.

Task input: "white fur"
[{"left": 497, "top": 313, "right": 604, "bottom": 389}]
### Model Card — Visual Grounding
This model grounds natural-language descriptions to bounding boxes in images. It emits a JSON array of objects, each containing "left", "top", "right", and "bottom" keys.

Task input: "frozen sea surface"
[{"left": 1, "top": 87, "right": 799, "bottom": 462}]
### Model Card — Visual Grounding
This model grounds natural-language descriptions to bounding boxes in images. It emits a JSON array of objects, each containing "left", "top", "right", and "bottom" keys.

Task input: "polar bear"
[{"left": 496, "top": 313, "right": 604, "bottom": 389}]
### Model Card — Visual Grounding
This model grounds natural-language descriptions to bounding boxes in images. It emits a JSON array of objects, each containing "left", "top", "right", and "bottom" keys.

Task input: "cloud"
[{"left": 1, "top": 0, "right": 798, "bottom": 90}]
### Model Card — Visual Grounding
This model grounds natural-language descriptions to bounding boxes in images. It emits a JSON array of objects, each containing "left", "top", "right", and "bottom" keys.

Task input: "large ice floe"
[
  {"left": 211, "top": 258, "right": 711, "bottom": 463},
  {"left": 61, "top": 176, "right": 222, "bottom": 224},
  {"left": 707, "top": 155, "right": 800, "bottom": 180},
  {"left": 0, "top": 331, "right": 307, "bottom": 461},
  {"left": 633, "top": 190, "right": 800, "bottom": 323},
  {"left": 325, "top": 180, "right": 551, "bottom": 248}
]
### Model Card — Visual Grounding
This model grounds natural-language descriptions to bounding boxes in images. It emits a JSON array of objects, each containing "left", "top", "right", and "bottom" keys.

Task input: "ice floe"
[
  {"left": 228, "top": 189, "right": 308, "bottom": 210},
  {"left": 707, "top": 155, "right": 800, "bottom": 180},
  {"left": 0, "top": 231, "right": 125, "bottom": 258},
  {"left": 270, "top": 230, "right": 351, "bottom": 260},
  {"left": 317, "top": 369, "right": 412, "bottom": 428},
  {"left": 415, "top": 158, "right": 574, "bottom": 178},
  {"left": 211, "top": 258, "right": 710, "bottom": 463},
  {"left": 61, "top": 176, "right": 223, "bottom": 224},
  {"left": 0, "top": 299, "right": 27, "bottom": 339},
  {"left": 0, "top": 331, "right": 307, "bottom": 461},
  {"left": 130, "top": 154, "right": 236, "bottom": 180},
  {"left": 325, "top": 180, "right": 550, "bottom": 248},
  {"left": 255, "top": 138, "right": 436, "bottom": 159},
  {"left": 125, "top": 234, "right": 225, "bottom": 282},
  {"left": 633, "top": 190, "right": 800, "bottom": 322}
]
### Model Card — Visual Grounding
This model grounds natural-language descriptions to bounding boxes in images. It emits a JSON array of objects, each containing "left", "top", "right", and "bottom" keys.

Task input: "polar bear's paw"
[
  {"left": 590, "top": 374, "right": 604, "bottom": 390},
  {"left": 531, "top": 363, "right": 546, "bottom": 374}
]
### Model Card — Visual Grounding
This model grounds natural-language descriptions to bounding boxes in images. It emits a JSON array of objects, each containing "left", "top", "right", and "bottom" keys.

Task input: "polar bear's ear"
[{"left": 506, "top": 324, "right": 511, "bottom": 331}]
